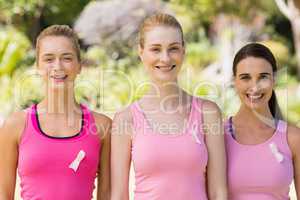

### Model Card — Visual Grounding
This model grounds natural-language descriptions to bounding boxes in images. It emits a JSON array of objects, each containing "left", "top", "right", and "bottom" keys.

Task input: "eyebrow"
[
  {"left": 260, "top": 72, "right": 271, "bottom": 76},
  {"left": 149, "top": 42, "right": 181, "bottom": 47},
  {"left": 149, "top": 44, "right": 161, "bottom": 47},
  {"left": 42, "top": 53, "right": 75, "bottom": 57},
  {"left": 169, "top": 42, "right": 181, "bottom": 46},
  {"left": 238, "top": 73, "right": 249, "bottom": 77},
  {"left": 238, "top": 72, "right": 272, "bottom": 77}
]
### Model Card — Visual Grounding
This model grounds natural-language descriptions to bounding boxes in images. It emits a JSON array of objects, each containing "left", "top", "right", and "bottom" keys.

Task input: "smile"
[
  {"left": 246, "top": 93, "right": 264, "bottom": 101},
  {"left": 155, "top": 64, "right": 176, "bottom": 72},
  {"left": 50, "top": 75, "right": 68, "bottom": 82}
]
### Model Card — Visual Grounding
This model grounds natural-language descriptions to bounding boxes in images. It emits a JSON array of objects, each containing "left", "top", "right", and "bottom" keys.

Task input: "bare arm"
[
  {"left": 93, "top": 112, "right": 112, "bottom": 200},
  {"left": 0, "top": 111, "right": 26, "bottom": 200},
  {"left": 202, "top": 100, "right": 228, "bottom": 200},
  {"left": 111, "top": 108, "right": 133, "bottom": 200},
  {"left": 287, "top": 125, "right": 300, "bottom": 200}
]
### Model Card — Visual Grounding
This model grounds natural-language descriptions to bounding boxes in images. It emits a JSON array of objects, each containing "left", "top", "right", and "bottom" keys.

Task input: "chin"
[
  {"left": 245, "top": 101, "right": 269, "bottom": 111},
  {"left": 154, "top": 76, "right": 177, "bottom": 84}
]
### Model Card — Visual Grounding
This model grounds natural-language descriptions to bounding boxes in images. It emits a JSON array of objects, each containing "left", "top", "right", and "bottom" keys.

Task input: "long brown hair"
[{"left": 233, "top": 43, "right": 283, "bottom": 120}]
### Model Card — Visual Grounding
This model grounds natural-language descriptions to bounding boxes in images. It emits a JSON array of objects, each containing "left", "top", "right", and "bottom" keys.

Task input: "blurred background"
[{"left": 0, "top": 0, "right": 299, "bottom": 199}]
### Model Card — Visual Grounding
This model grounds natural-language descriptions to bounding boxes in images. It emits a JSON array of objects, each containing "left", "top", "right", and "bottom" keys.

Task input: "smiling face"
[
  {"left": 37, "top": 36, "right": 81, "bottom": 88},
  {"left": 139, "top": 26, "right": 185, "bottom": 84},
  {"left": 234, "top": 56, "right": 274, "bottom": 110}
]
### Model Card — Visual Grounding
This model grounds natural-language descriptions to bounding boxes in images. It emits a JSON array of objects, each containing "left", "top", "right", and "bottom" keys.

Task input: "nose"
[
  {"left": 160, "top": 50, "right": 171, "bottom": 63},
  {"left": 249, "top": 80, "right": 261, "bottom": 93},
  {"left": 52, "top": 58, "right": 63, "bottom": 71}
]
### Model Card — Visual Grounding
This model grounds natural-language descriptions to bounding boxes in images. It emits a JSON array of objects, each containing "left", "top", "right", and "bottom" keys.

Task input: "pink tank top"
[
  {"left": 131, "top": 97, "right": 208, "bottom": 200},
  {"left": 225, "top": 118, "right": 294, "bottom": 200},
  {"left": 18, "top": 104, "right": 101, "bottom": 200}
]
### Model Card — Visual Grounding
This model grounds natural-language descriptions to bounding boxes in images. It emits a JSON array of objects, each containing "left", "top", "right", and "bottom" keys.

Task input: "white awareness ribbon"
[
  {"left": 269, "top": 143, "right": 284, "bottom": 163},
  {"left": 69, "top": 150, "right": 86, "bottom": 172}
]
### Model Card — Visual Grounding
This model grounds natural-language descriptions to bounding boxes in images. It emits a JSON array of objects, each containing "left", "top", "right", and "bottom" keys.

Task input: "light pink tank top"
[
  {"left": 18, "top": 104, "right": 101, "bottom": 200},
  {"left": 225, "top": 118, "right": 294, "bottom": 200},
  {"left": 130, "top": 97, "right": 208, "bottom": 200}
]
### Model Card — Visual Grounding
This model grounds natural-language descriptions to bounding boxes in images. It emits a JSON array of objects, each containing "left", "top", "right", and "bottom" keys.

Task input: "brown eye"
[
  {"left": 63, "top": 57, "right": 72, "bottom": 61},
  {"left": 239, "top": 74, "right": 250, "bottom": 79},
  {"left": 150, "top": 48, "right": 160, "bottom": 52},
  {"left": 44, "top": 58, "right": 53, "bottom": 63},
  {"left": 240, "top": 76, "right": 250, "bottom": 80},
  {"left": 169, "top": 47, "right": 179, "bottom": 51},
  {"left": 260, "top": 75, "right": 268, "bottom": 79}
]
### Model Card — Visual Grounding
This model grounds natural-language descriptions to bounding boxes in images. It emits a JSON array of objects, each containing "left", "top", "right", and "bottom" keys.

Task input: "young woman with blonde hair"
[{"left": 111, "top": 13, "right": 227, "bottom": 200}]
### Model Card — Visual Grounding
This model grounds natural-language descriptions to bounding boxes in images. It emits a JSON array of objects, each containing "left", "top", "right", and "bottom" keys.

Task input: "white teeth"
[
  {"left": 52, "top": 75, "right": 67, "bottom": 79},
  {"left": 247, "top": 94, "right": 263, "bottom": 100},
  {"left": 158, "top": 66, "right": 171, "bottom": 68},
  {"left": 155, "top": 65, "right": 175, "bottom": 71}
]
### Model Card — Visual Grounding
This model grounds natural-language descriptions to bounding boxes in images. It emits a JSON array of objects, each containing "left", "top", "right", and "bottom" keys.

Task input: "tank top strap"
[
  {"left": 276, "top": 120, "right": 287, "bottom": 134},
  {"left": 272, "top": 120, "right": 292, "bottom": 157},
  {"left": 80, "top": 104, "right": 98, "bottom": 136},
  {"left": 130, "top": 102, "right": 147, "bottom": 134},
  {"left": 273, "top": 120, "right": 287, "bottom": 141},
  {"left": 191, "top": 97, "right": 203, "bottom": 121},
  {"left": 19, "top": 104, "right": 37, "bottom": 146},
  {"left": 188, "top": 97, "right": 205, "bottom": 142},
  {"left": 27, "top": 104, "right": 39, "bottom": 132}
]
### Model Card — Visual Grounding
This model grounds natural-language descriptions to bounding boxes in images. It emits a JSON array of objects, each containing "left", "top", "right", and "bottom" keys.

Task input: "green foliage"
[
  {"left": 0, "top": 0, "right": 91, "bottom": 24},
  {"left": 0, "top": 26, "right": 31, "bottom": 76},
  {"left": 169, "top": 0, "right": 277, "bottom": 22},
  {"left": 0, "top": 0, "right": 91, "bottom": 43},
  {"left": 185, "top": 41, "right": 217, "bottom": 68}
]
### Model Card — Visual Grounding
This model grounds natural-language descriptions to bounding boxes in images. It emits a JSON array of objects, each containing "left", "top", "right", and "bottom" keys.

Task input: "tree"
[
  {"left": 0, "top": 0, "right": 91, "bottom": 44},
  {"left": 74, "top": 0, "right": 166, "bottom": 58},
  {"left": 274, "top": 0, "right": 300, "bottom": 78},
  {"left": 170, "top": 0, "right": 278, "bottom": 84}
]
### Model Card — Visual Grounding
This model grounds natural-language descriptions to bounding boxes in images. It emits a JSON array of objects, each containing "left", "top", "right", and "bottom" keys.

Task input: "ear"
[
  {"left": 138, "top": 44, "right": 144, "bottom": 61},
  {"left": 78, "top": 61, "right": 82, "bottom": 73},
  {"left": 233, "top": 76, "right": 238, "bottom": 90},
  {"left": 35, "top": 61, "right": 44, "bottom": 76},
  {"left": 272, "top": 71, "right": 277, "bottom": 87}
]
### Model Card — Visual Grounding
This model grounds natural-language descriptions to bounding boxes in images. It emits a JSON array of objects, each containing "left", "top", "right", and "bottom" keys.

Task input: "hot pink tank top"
[
  {"left": 225, "top": 118, "right": 294, "bottom": 200},
  {"left": 18, "top": 104, "right": 101, "bottom": 200},
  {"left": 130, "top": 97, "right": 208, "bottom": 200}
]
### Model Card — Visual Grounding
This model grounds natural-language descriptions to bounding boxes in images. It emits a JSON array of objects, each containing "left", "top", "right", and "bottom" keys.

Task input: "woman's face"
[
  {"left": 139, "top": 26, "right": 185, "bottom": 84},
  {"left": 234, "top": 56, "right": 274, "bottom": 111},
  {"left": 37, "top": 36, "right": 81, "bottom": 88}
]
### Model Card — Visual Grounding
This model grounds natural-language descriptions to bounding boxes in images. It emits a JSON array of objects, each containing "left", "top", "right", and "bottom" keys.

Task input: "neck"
[
  {"left": 235, "top": 105, "right": 276, "bottom": 129},
  {"left": 39, "top": 82, "right": 80, "bottom": 115},
  {"left": 143, "top": 80, "right": 190, "bottom": 111}
]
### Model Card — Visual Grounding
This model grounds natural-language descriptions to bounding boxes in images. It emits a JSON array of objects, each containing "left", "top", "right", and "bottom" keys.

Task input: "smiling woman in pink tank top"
[
  {"left": 225, "top": 43, "right": 300, "bottom": 200},
  {"left": 111, "top": 13, "right": 227, "bottom": 200},
  {"left": 0, "top": 25, "right": 111, "bottom": 200}
]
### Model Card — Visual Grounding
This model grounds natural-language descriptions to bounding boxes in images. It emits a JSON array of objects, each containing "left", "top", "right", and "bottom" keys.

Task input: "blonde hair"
[
  {"left": 36, "top": 25, "right": 81, "bottom": 62},
  {"left": 138, "top": 13, "right": 184, "bottom": 48}
]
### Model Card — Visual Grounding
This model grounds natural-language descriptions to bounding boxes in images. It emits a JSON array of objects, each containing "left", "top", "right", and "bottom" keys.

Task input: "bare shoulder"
[
  {"left": 113, "top": 105, "right": 133, "bottom": 124},
  {"left": 287, "top": 124, "right": 300, "bottom": 141},
  {"left": 112, "top": 105, "right": 134, "bottom": 139},
  {"left": 0, "top": 110, "right": 27, "bottom": 143},
  {"left": 92, "top": 111, "right": 112, "bottom": 127},
  {"left": 200, "top": 98, "right": 221, "bottom": 115},
  {"left": 198, "top": 98, "right": 223, "bottom": 137},
  {"left": 91, "top": 111, "right": 112, "bottom": 139},
  {"left": 287, "top": 123, "right": 300, "bottom": 156}
]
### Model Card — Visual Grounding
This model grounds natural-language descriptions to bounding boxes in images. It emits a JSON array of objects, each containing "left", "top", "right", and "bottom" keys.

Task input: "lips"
[
  {"left": 155, "top": 64, "right": 176, "bottom": 72},
  {"left": 246, "top": 93, "right": 264, "bottom": 101},
  {"left": 50, "top": 75, "right": 68, "bottom": 82}
]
